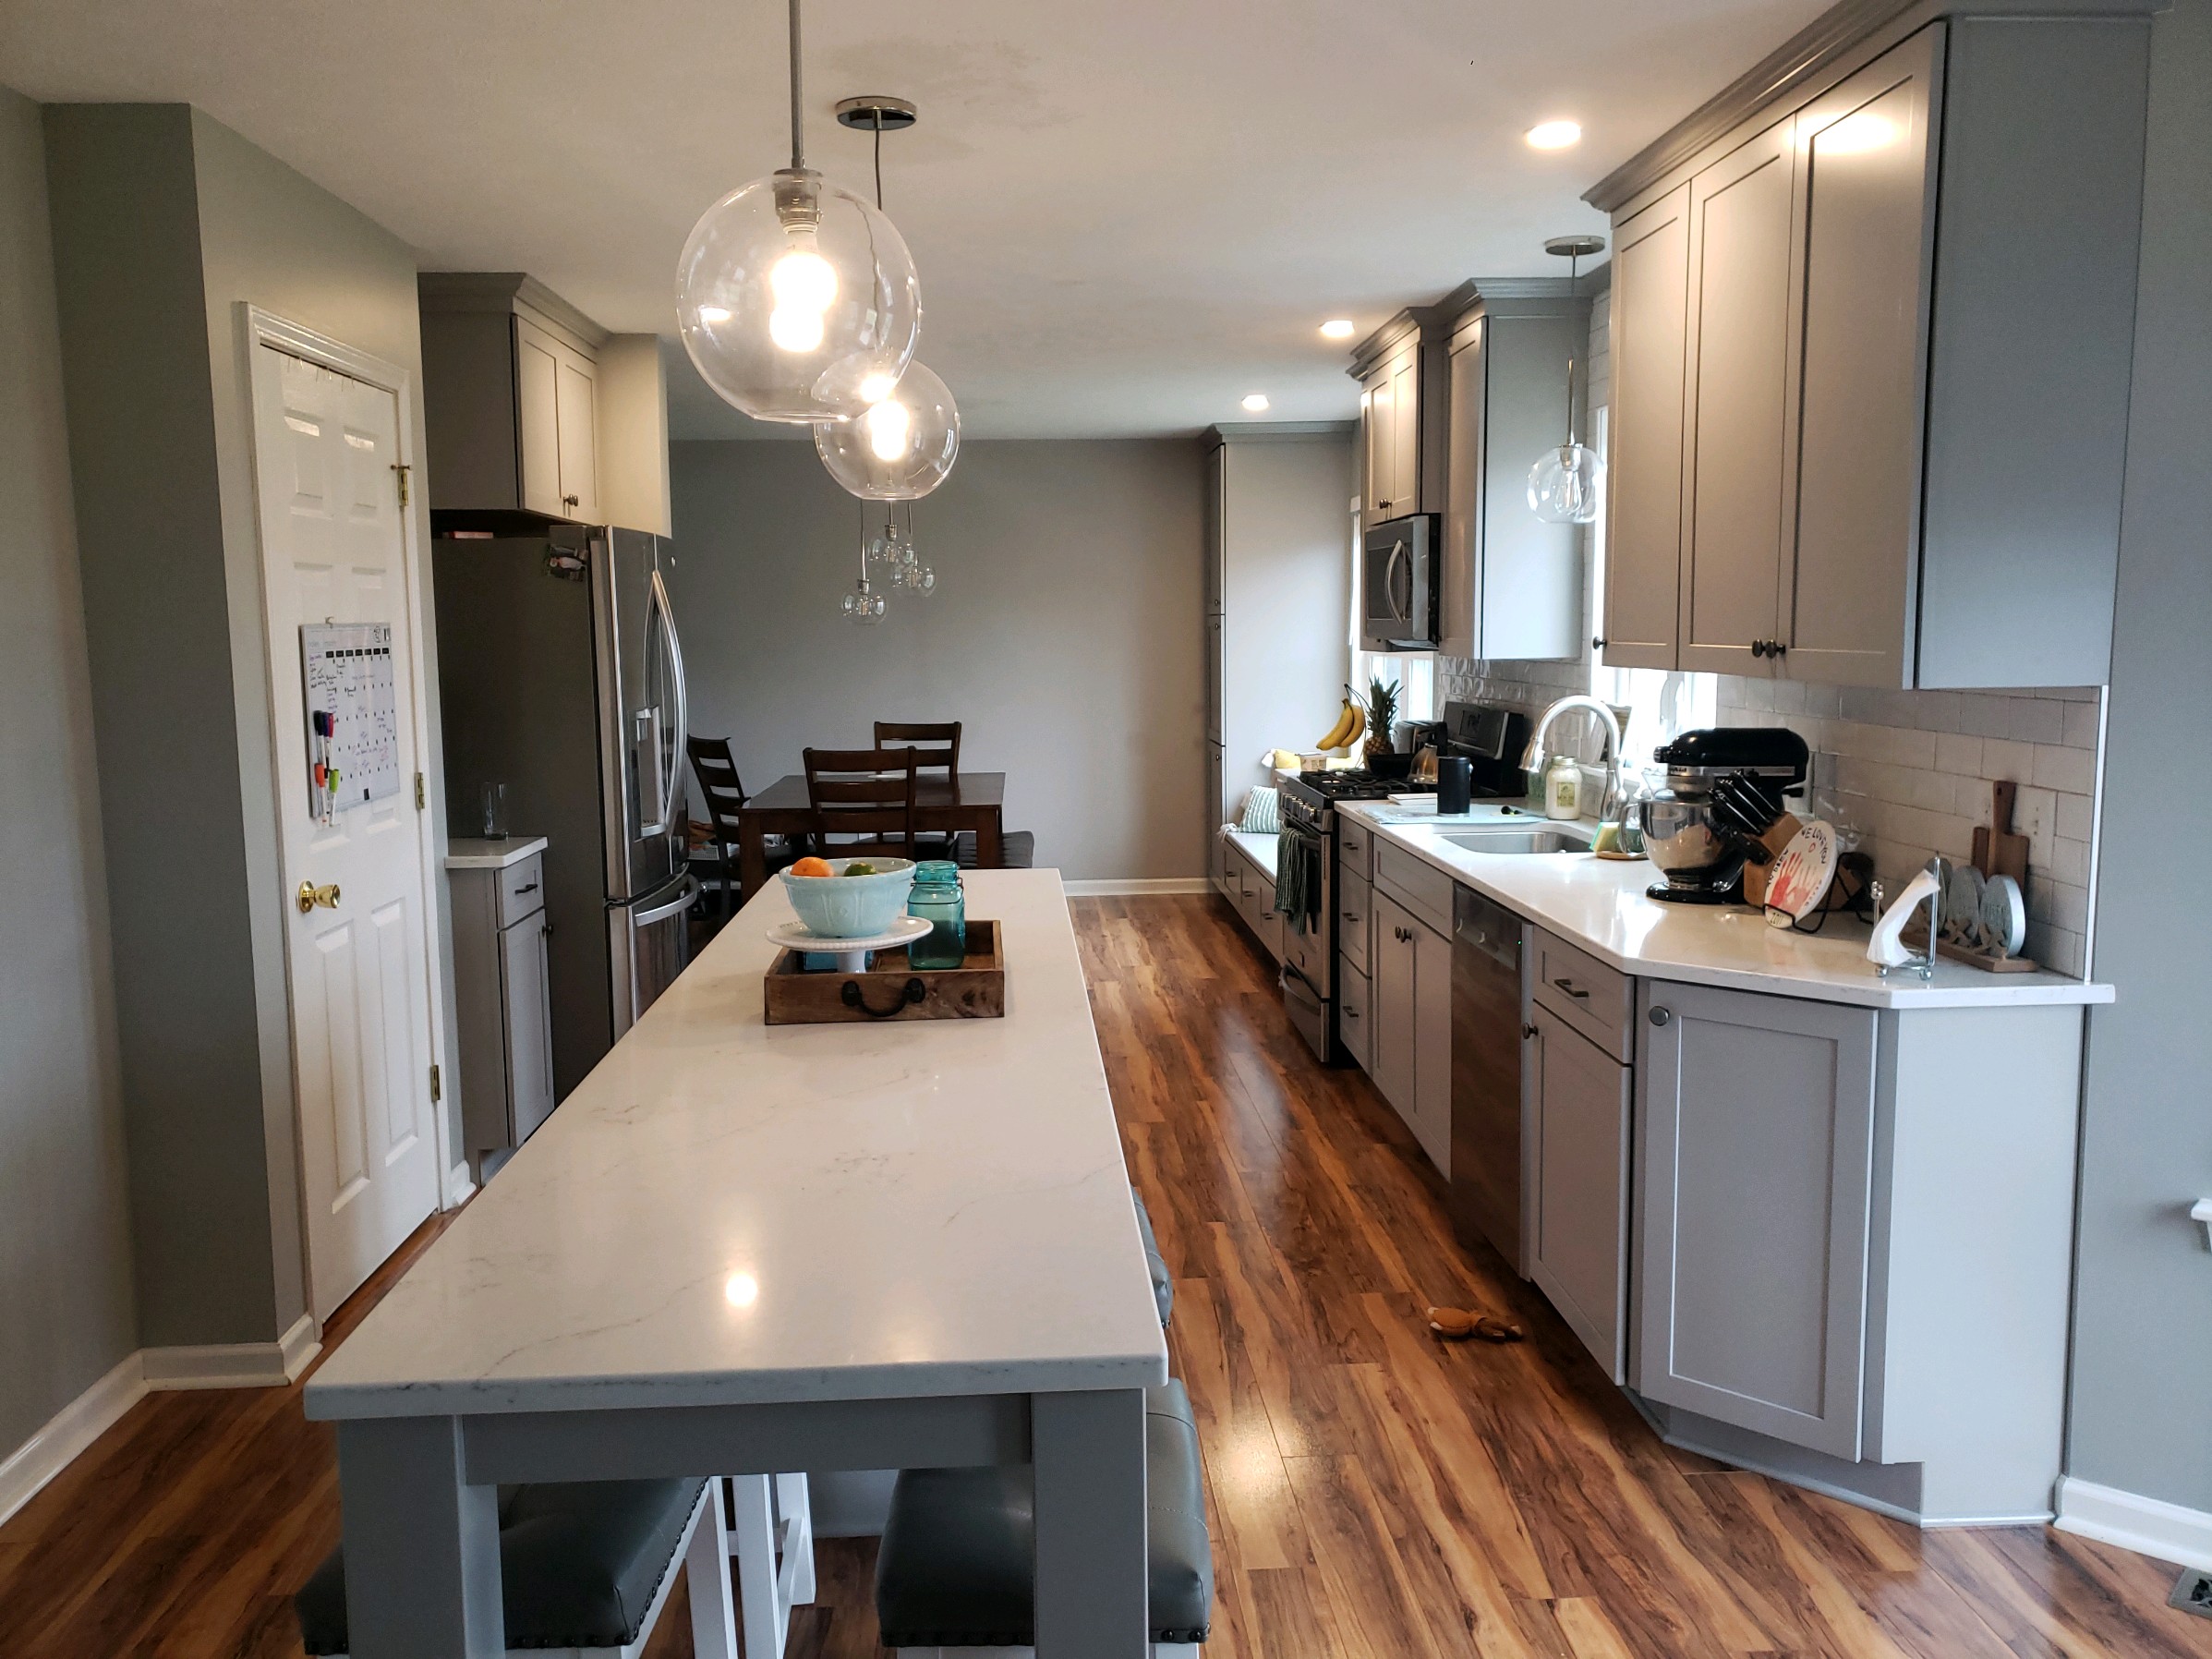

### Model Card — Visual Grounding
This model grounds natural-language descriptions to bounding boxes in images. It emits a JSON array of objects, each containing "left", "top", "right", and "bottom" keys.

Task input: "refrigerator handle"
[
  {"left": 635, "top": 567, "right": 686, "bottom": 840},
  {"left": 656, "top": 566, "right": 688, "bottom": 838}
]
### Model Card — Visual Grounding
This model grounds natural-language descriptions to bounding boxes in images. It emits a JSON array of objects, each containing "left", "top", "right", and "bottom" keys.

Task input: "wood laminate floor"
[{"left": 1, "top": 893, "right": 2203, "bottom": 1657}]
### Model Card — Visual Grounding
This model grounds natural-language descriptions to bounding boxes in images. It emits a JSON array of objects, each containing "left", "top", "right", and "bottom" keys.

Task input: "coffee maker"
[{"left": 1639, "top": 727, "right": 1810, "bottom": 903}]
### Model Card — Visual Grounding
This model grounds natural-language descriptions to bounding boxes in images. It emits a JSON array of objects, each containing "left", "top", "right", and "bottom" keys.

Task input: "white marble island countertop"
[
  {"left": 306, "top": 868, "right": 1168, "bottom": 1421},
  {"left": 1340, "top": 801, "right": 2112, "bottom": 1011}
]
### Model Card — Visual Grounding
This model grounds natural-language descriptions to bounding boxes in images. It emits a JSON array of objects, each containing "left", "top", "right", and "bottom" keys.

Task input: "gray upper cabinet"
[
  {"left": 422, "top": 273, "right": 606, "bottom": 523},
  {"left": 1597, "top": 16, "right": 2149, "bottom": 689},
  {"left": 1438, "top": 292, "right": 1589, "bottom": 661},
  {"left": 1355, "top": 321, "right": 1425, "bottom": 521},
  {"left": 1680, "top": 115, "right": 1798, "bottom": 678},
  {"left": 1601, "top": 187, "right": 1690, "bottom": 671},
  {"left": 1637, "top": 980, "right": 1877, "bottom": 1460}
]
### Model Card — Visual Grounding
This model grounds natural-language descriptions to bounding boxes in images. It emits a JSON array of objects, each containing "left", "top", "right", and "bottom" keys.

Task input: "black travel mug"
[{"left": 1437, "top": 757, "right": 1472, "bottom": 816}]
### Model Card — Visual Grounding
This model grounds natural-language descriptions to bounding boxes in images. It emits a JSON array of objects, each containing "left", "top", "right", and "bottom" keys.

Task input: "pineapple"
[{"left": 1362, "top": 675, "right": 1399, "bottom": 761}]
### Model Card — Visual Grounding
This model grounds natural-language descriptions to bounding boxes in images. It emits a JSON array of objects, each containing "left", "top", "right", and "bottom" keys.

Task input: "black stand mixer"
[{"left": 1638, "top": 727, "right": 1811, "bottom": 903}]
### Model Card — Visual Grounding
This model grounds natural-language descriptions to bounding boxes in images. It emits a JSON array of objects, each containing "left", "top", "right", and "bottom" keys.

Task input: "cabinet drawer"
[
  {"left": 1338, "top": 959, "right": 1373, "bottom": 1072},
  {"left": 497, "top": 854, "right": 546, "bottom": 926},
  {"left": 1373, "top": 841, "right": 1454, "bottom": 938},
  {"left": 1531, "top": 927, "right": 1631, "bottom": 1060},
  {"left": 1336, "top": 817, "right": 1374, "bottom": 882},
  {"left": 1256, "top": 875, "right": 1282, "bottom": 961},
  {"left": 1215, "top": 835, "right": 1238, "bottom": 895},
  {"left": 1338, "top": 869, "right": 1372, "bottom": 975}
]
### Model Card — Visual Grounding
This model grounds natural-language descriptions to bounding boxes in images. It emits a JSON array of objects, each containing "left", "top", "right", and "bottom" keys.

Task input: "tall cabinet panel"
[
  {"left": 1601, "top": 188, "right": 1691, "bottom": 670},
  {"left": 1783, "top": 33, "right": 1941, "bottom": 688},
  {"left": 1638, "top": 980, "right": 1878, "bottom": 1460},
  {"left": 1680, "top": 118, "right": 1798, "bottom": 676}
]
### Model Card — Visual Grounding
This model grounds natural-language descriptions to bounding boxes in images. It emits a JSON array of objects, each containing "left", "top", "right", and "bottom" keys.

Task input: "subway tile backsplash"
[{"left": 1436, "top": 655, "right": 2105, "bottom": 978}]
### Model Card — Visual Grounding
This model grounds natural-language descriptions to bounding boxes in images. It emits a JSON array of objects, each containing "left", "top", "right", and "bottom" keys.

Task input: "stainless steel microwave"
[{"left": 1360, "top": 514, "right": 1439, "bottom": 651}]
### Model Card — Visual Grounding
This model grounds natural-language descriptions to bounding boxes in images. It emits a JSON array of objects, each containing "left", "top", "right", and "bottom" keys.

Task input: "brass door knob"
[{"left": 296, "top": 881, "right": 342, "bottom": 914}]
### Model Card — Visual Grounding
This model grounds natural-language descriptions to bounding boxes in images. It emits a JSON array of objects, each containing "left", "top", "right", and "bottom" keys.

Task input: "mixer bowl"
[{"left": 1639, "top": 793, "right": 1747, "bottom": 892}]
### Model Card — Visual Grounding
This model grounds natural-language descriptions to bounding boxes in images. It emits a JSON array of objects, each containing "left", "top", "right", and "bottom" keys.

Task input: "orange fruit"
[{"left": 788, "top": 856, "right": 835, "bottom": 878}]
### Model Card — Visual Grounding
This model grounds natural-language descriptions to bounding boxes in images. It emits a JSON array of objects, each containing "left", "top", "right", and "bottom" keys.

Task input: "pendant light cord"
[
  {"left": 873, "top": 115, "right": 885, "bottom": 210},
  {"left": 787, "top": 0, "right": 805, "bottom": 170},
  {"left": 1565, "top": 248, "right": 1580, "bottom": 445}
]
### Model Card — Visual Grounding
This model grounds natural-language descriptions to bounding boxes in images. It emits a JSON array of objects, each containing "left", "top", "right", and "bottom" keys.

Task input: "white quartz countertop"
[
  {"left": 305, "top": 868, "right": 1169, "bottom": 1421},
  {"left": 443, "top": 835, "right": 549, "bottom": 870},
  {"left": 1339, "top": 802, "right": 2112, "bottom": 1011}
]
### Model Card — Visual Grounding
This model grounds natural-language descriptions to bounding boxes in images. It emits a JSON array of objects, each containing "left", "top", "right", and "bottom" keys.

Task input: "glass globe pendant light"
[
  {"left": 674, "top": 0, "right": 921, "bottom": 424},
  {"left": 816, "top": 359, "right": 961, "bottom": 498},
  {"left": 1527, "top": 234, "right": 1608, "bottom": 526}
]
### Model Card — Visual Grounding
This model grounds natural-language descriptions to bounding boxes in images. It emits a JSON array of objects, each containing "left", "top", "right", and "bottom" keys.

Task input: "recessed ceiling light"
[
  {"left": 1241, "top": 394, "right": 1271, "bottom": 412},
  {"left": 1526, "top": 120, "right": 1582, "bottom": 151},
  {"left": 1320, "top": 320, "right": 1355, "bottom": 340}
]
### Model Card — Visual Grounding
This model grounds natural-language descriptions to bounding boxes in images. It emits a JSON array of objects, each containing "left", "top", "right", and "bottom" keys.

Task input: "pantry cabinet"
[
  {"left": 420, "top": 273, "right": 606, "bottom": 524},
  {"left": 1438, "top": 290, "right": 1589, "bottom": 661},
  {"left": 1597, "top": 16, "right": 2149, "bottom": 689}
]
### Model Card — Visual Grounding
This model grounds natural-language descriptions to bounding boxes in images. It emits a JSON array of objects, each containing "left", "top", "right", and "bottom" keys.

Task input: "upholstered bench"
[
  {"left": 295, "top": 1476, "right": 734, "bottom": 1659},
  {"left": 1131, "top": 1187, "right": 1172, "bottom": 1326},
  {"left": 874, "top": 1380, "right": 1213, "bottom": 1659}
]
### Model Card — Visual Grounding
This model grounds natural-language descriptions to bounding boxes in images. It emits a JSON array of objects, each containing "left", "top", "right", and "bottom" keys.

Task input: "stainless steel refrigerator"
[{"left": 433, "top": 526, "right": 695, "bottom": 1102}]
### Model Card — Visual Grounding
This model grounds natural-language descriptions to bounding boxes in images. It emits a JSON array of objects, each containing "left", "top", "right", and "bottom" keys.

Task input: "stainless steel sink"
[{"left": 1438, "top": 828, "right": 1592, "bottom": 855}]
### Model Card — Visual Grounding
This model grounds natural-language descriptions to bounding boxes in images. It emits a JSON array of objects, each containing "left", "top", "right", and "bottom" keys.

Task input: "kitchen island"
[
  {"left": 306, "top": 868, "right": 1168, "bottom": 1658},
  {"left": 1333, "top": 798, "right": 2108, "bottom": 1529}
]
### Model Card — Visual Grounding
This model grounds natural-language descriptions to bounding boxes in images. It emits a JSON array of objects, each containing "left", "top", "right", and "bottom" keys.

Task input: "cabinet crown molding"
[
  {"left": 1582, "top": 0, "right": 2158, "bottom": 214},
  {"left": 417, "top": 271, "right": 610, "bottom": 354}
]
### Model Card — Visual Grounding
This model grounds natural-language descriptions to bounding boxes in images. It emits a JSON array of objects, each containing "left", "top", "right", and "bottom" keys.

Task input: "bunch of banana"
[{"left": 1314, "top": 696, "right": 1368, "bottom": 754}]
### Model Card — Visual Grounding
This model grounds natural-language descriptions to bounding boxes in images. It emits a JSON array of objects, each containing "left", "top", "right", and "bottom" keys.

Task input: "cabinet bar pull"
[{"left": 1552, "top": 976, "right": 1589, "bottom": 999}]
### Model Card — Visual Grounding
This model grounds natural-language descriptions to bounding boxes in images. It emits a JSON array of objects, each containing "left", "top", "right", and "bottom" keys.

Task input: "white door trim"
[{"left": 236, "top": 305, "right": 459, "bottom": 1311}]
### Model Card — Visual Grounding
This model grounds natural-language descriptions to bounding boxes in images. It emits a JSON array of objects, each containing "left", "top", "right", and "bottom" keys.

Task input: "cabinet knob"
[
  {"left": 1750, "top": 639, "right": 1769, "bottom": 659},
  {"left": 1521, "top": 1023, "right": 1539, "bottom": 1040},
  {"left": 1591, "top": 636, "right": 1606, "bottom": 651},
  {"left": 562, "top": 493, "right": 580, "bottom": 509},
  {"left": 1771, "top": 640, "right": 1788, "bottom": 658},
  {"left": 1650, "top": 1006, "right": 1673, "bottom": 1027}
]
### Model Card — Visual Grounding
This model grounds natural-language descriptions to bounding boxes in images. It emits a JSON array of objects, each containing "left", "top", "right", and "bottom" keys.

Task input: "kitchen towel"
[{"left": 1275, "top": 829, "right": 1319, "bottom": 935}]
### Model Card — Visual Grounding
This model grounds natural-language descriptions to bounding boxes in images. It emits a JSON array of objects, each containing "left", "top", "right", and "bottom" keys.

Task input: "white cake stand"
[{"left": 764, "top": 914, "right": 931, "bottom": 974}]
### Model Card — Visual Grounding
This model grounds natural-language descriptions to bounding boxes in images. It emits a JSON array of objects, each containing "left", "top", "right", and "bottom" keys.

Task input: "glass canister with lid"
[{"left": 906, "top": 859, "right": 967, "bottom": 969}]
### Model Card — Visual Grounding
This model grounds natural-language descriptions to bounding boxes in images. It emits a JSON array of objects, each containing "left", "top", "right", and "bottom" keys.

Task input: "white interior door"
[{"left": 251, "top": 341, "right": 441, "bottom": 1322}]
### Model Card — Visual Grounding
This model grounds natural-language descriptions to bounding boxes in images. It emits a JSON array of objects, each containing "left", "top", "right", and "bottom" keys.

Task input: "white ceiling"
[{"left": 2, "top": 0, "right": 1830, "bottom": 438}]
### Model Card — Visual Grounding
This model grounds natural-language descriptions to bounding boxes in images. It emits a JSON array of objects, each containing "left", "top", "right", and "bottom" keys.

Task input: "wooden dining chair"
[
  {"left": 689, "top": 735, "right": 804, "bottom": 918},
  {"left": 873, "top": 722, "right": 961, "bottom": 859},
  {"left": 803, "top": 747, "right": 922, "bottom": 862}
]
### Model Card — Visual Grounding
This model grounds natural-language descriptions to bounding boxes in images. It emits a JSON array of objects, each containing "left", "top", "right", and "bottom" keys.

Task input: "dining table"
[
  {"left": 303, "top": 867, "right": 1166, "bottom": 1658},
  {"left": 735, "top": 769, "right": 1007, "bottom": 898}
]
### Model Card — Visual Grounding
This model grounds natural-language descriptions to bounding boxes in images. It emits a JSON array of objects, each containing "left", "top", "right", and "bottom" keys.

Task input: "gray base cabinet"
[
  {"left": 451, "top": 848, "right": 558, "bottom": 1159},
  {"left": 1636, "top": 981, "right": 1877, "bottom": 1460},
  {"left": 1371, "top": 888, "right": 1451, "bottom": 1177},
  {"left": 1527, "top": 1005, "right": 1631, "bottom": 1384}
]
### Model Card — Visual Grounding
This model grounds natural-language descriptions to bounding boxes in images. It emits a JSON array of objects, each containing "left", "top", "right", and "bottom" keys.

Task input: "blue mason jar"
[{"left": 907, "top": 860, "right": 966, "bottom": 970}]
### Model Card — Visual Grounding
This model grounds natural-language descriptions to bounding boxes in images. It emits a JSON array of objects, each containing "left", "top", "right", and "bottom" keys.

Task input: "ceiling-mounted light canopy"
[
  {"left": 816, "top": 361, "right": 961, "bottom": 499},
  {"left": 674, "top": 0, "right": 920, "bottom": 423}
]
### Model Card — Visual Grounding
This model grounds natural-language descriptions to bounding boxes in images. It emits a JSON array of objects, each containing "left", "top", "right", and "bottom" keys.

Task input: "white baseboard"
[
  {"left": 0, "top": 1350, "right": 148, "bottom": 1529},
  {"left": 2056, "top": 1474, "right": 2212, "bottom": 1570},
  {"left": 142, "top": 1311, "right": 321, "bottom": 1391},
  {"left": 1063, "top": 878, "right": 1214, "bottom": 896}
]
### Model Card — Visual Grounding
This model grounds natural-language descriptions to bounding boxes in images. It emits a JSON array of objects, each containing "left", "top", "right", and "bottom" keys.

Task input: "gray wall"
[
  {"left": 671, "top": 439, "right": 1207, "bottom": 881},
  {"left": 0, "top": 86, "right": 139, "bottom": 1458},
  {"left": 2069, "top": 0, "right": 2212, "bottom": 1515},
  {"left": 42, "top": 104, "right": 448, "bottom": 1350}
]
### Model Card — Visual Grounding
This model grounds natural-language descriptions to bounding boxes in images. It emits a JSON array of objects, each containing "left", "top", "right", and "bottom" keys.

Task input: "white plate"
[{"left": 765, "top": 914, "right": 931, "bottom": 956}]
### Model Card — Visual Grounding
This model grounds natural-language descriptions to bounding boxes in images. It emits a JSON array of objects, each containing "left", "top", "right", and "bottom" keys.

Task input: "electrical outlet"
[{"left": 2172, "top": 1568, "right": 2212, "bottom": 1620}]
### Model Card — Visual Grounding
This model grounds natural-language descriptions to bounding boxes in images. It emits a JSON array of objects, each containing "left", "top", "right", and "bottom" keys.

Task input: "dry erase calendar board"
[{"left": 300, "top": 623, "right": 401, "bottom": 817}]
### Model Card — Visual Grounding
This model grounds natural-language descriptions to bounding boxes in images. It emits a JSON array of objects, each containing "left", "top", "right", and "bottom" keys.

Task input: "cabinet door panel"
[
  {"left": 1784, "top": 31, "right": 1940, "bottom": 688},
  {"left": 1529, "top": 1009, "right": 1630, "bottom": 1383},
  {"left": 514, "top": 319, "right": 564, "bottom": 518},
  {"left": 555, "top": 354, "right": 599, "bottom": 521},
  {"left": 1390, "top": 347, "right": 1420, "bottom": 515},
  {"left": 1602, "top": 187, "right": 1691, "bottom": 669},
  {"left": 1440, "top": 321, "right": 1484, "bottom": 659},
  {"left": 1362, "top": 369, "right": 1393, "bottom": 518},
  {"left": 1681, "top": 122, "right": 1798, "bottom": 675},
  {"left": 1411, "top": 916, "right": 1453, "bottom": 1177},
  {"left": 1203, "top": 443, "right": 1226, "bottom": 613},
  {"left": 1638, "top": 981, "right": 1876, "bottom": 1459},
  {"left": 501, "top": 914, "right": 556, "bottom": 1145},
  {"left": 1371, "top": 892, "right": 1418, "bottom": 1122}
]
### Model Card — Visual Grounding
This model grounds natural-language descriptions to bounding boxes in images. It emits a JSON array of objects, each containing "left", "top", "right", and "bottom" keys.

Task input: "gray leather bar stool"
[
  {"left": 295, "top": 1477, "right": 736, "bottom": 1659},
  {"left": 873, "top": 1380, "right": 1214, "bottom": 1659}
]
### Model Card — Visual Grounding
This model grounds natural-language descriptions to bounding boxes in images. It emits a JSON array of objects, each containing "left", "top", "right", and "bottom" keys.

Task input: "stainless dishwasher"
[{"left": 1450, "top": 886, "right": 1527, "bottom": 1274}]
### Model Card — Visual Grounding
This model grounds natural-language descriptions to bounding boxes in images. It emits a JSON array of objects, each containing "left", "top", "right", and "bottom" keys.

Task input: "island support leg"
[
  {"left": 1033, "top": 1387, "right": 1148, "bottom": 1659},
  {"left": 336, "top": 1416, "right": 503, "bottom": 1657}
]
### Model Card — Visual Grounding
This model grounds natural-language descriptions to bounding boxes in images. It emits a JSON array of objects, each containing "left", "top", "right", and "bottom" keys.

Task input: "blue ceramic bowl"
[{"left": 778, "top": 857, "right": 916, "bottom": 938}]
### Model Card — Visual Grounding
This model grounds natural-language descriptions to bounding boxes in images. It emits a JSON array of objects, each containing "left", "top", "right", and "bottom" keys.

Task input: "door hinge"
[
  {"left": 414, "top": 770, "right": 426, "bottom": 811},
  {"left": 429, "top": 1063, "right": 442, "bottom": 1103},
  {"left": 391, "top": 462, "right": 411, "bottom": 507}
]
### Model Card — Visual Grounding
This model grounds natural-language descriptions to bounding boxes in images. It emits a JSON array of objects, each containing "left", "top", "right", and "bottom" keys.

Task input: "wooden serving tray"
[{"left": 764, "top": 918, "right": 1006, "bottom": 1025}]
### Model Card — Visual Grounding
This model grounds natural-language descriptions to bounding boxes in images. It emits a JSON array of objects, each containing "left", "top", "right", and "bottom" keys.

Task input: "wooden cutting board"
[{"left": 1973, "top": 781, "right": 2031, "bottom": 884}]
